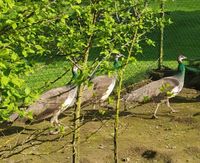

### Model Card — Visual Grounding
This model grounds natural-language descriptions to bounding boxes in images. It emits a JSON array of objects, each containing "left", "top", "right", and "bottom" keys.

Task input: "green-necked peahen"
[
  {"left": 81, "top": 53, "right": 124, "bottom": 108},
  {"left": 9, "top": 54, "right": 123, "bottom": 132},
  {"left": 9, "top": 65, "right": 79, "bottom": 129},
  {"left": 40, "top": 54, "right": 124, "bottom": 125},
  {"left": 123, "top": 55, "right": 187, "bottom": 118}
]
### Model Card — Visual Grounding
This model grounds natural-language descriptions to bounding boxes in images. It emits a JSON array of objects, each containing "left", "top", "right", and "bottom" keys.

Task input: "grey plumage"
[
  {"left": 9, "top": 54, "right": 123, "bottom": 132},
  {"left": 124, "top": 77, "right": 180, "bottom": 103},
  {"left": 35, "top": 86, "right": 77, "bottom": 122},
  {"left": 9, "top": 86, "right": 77, "bottom": 123},
  {"left": 9, "top": 66, "right": 79, "bottom": 130},
  {"left": 123, "top": 55, "right": 187, "bottom": 118},
  {"left": 81, "top": 75, "right": 117, "bottom": 106},
  {"left": 81, "top": 54, "right": 124, "bottom": 107}
]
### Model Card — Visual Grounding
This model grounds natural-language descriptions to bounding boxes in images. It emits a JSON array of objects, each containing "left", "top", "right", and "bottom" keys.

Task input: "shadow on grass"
[
  {"left": 0, "top": 126, "right": 25, "bottom": 137},
  {"left": 0, "top": 127, "right": 69, "bottom": 160},
  {"left": 0, "top": 125, "right": 37, "bottom": 137},
  {"left": 79, "top": 107, "right": 176, "bottom": 125},
  {"left": 170, "top": 96, "right": 200, "bottom": 103},
  {"left": 1, "top": 92, "right": 198, "bottom": 136}
]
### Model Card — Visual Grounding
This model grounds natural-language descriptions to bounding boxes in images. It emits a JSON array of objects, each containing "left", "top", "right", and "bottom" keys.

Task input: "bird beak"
[
  {"left": 179, "top": 54, "right": 187, "bottom": 60},
  {"left": 119, "top": 53, "right": 126, "bottom": 58},
  {"left": 183, "top": 56, "right": 187, "bottom": 60}
]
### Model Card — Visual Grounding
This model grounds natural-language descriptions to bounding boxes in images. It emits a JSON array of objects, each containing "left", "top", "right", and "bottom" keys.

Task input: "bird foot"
[
  {"left": 100, "top": 104, "right": 113, "bottom": 110},
  {"left": 49, "top": 124, "right": 68, "bottom": 135},
  {"left": 151, "top": 114, "right": 158, "bottom": 119},
  {"left": 170, "top": 109, "right": 179, "bottom": 113},
  {"left": 49, "top": 129, "right": 60, "bottom": 135},
  {"left": 123, "top": 108, "right": 128, "bottom": 111},
  {"left": 107, "top": 105, "right": 114, "bottom": 110}
]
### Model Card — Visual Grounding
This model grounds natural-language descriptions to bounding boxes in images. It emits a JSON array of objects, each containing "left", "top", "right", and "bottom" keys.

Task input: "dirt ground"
[{"left": 0, "top": 88, "right": 200, "bottom": 163}]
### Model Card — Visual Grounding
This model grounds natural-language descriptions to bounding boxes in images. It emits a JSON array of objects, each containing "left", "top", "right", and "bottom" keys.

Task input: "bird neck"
[
  {"left": 72, "top": 71, "right": 78, "bottom": 79},
  {"left": 114, "top": 57, "right": 121, "bottom": 70},
  {"left": 177, "top": 62, "right": 185, "bottom": 78}
]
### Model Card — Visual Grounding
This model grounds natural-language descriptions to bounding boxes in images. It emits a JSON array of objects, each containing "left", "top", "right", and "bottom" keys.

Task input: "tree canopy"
[{"left": 0, "top": 0, "right": 157, "bottom": 121}]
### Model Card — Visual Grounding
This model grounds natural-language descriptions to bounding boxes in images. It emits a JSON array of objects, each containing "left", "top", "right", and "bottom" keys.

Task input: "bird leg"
[
  {"left": 49, "top": 111, "right": 61, "bottom": 135},
  {"left": 50, "top": 110, "right": 61, "bottom": 126},
  {"left": 100, "top": 101, "right": 114, "bottom": 110},
  {"left": 152, "top": 103, "right": 161, "bottom": 119},
  {"left": 166, "top": 99, "right": 178, "bottom": 113},
  {"left": 123, "top": 100, "right": 127, "bottom": 111},
  {"left": 50, "top": 106, "right": 68, "bottom": 134},
  {"left": 92, "top": 103, "right": 96, "bottom": 110}
]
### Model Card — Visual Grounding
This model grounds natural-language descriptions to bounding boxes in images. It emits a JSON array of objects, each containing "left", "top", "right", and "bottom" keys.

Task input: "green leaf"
[
  {"left": 6, "top": 19, "right": 14, "bottom": 24},
  {"left": 19, "top": 36, "right": 25, "bottom": 42},
  {"left": 25, "top": 87, "right": 31, "bottom": 95},
  {"left": 76, "top": 0, "right": 82, "bottom": 4},
  {"left": 11, "top": 53, "right": 18, "bottom": 61},
  {"left": 11, "top": 23, "right": 17, "bottom": 29},
  {"left": 27, "top": 48, "right": 35, "bottom": 54},
  {"left": 112, "top": 49, "right": 120, "bottom": 54},
  {"left": 28, "top": 17, "right": 35, "bottom": 24},
  {"left": 11, "top": 77, "right": 23, "bottom": 87},
  {"left": 26, "top": 111, "right": 33, "bottom": 120},
  {"left": 0, "top": 62, "right": 6, "bottom": 69},
  {"left": 6, "top": 0, "right": 15, "bottom": 8},
  {"left": 35, "top": 45, "right": 43, "bottom": 50},
  {"left": 22, "top": 50, "right": 28, "bottom": 57},
  {"left": 1, "top": 76, "right": 9, "bottom": 86},
  {"left": 128, "top": 57, "right": 137, "bottom": 64},
  {"left": 0, "top": 0, "right": 3, "bottom": 7},
  {"left": 146, "top": 39, "right": 155, "bottom": 47}
]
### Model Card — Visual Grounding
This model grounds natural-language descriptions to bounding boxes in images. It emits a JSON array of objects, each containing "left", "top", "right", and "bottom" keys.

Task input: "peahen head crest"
[
  {"left": 178, "top": 55, "right": 187, "bottom": 63},
  {"left": 114, "top": 53, "right": 125, "bottom": 69},
  {"left": 72, "top": 64, "right": 79, "bottom": 78},
  {"left": 177, "top": 55, "right": 187, "bottom": 76}
]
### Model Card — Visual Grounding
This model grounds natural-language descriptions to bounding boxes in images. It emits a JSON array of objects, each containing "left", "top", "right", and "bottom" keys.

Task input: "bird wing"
[
  {"left": 124, "top": 77, "right": 180, "bottom": 103},
  {"left": 23, "top": 85, "right": 76, "bottom": 121},
  {"left": 39, "top": 86, "right": 74, "bottom": 100},
  {"left": 91, "top": 75, "right": 115, "bottom": 101},
  {"left": 81, "top": 75, "right": 115, "bottom": 105}
]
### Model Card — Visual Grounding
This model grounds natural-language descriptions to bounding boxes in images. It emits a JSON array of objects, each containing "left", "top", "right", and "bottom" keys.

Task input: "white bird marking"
[
  {"left": 101, "top": 78, "right": 116, "bottom": 101},
  {"left": 62, "top": 87, "right": 77, "bottom": 109},
  {"left": 170, "top": 86, "right": 179, "bottom": 97},
  {"left": 51, "top": 86, "right": 78, "bottom": 124}
]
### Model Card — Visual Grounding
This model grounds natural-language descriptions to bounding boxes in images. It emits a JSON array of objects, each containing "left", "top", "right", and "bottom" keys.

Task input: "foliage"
[
  {"left": 0, "top": 0, "right": 41, "bottom": 121},
  {"left": 0, "top": 0, "right": 157, "bottom": 162},
  {"left": 0, "top": 0, "right": 73, "bottom": 121}
]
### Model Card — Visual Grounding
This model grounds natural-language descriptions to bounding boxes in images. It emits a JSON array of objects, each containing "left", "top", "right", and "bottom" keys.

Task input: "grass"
[
  {"left": 150, "top": 0, "right": 200, "bottom": 12},
  {"left": 25, "top": 1, "right": 200, "bottom": 91}
]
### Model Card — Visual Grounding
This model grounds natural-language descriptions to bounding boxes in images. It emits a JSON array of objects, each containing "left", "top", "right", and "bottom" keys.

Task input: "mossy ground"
[{"left": 0, "top": 87, "right": 199, "bottom": 163}]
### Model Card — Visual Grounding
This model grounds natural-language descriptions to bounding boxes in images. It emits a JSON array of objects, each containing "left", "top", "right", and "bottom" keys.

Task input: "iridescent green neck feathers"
[
  {"left": 114, "top": 57, "right": 121, "bottom": 69},
  {"left": 177, "top": 63, "right": 185, "bottom": 75}
]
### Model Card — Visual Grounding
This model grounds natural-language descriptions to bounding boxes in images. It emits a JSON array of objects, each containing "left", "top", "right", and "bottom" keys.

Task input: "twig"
[{"left": 39, "top": 68, "right": 70, "bottom": 91}]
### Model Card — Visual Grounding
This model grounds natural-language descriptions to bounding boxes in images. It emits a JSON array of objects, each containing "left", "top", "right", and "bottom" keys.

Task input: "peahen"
[
  {"left": 81, "top": 53, "right": 124, "bottom": 108},
  {"left": 9, "top": 54, "right": 123, "bottom": 132},
  {"left": 123, "top": 55, "right": 187, "bottom": 118},
  {"left": 9, "top": 65, "right": 79, "bottom": 129}
]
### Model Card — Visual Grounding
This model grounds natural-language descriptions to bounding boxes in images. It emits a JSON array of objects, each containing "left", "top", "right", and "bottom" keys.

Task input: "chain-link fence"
[
  {"left": 26, "top": 1, "right": 200, "bottom": 91},
  {"left": 124, "top": 0, "right": 200, "bottom": 87}
]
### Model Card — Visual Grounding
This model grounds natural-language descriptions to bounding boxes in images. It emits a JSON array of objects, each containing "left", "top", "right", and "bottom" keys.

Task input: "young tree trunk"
[
  {"left": 72, "top": 84, "right": 84, "bottom": 163},
  {"left": 72, "top": 35, "right": 92, "bottom": 163},
  {"left": 158, "top": 0, "right": 165, "bottom": 70},
  {"left": 113, "top": 27, "right": 138, "bottom": 163},
  {"left": 114, "top": 70, "right": 123, "bottom": 163}
]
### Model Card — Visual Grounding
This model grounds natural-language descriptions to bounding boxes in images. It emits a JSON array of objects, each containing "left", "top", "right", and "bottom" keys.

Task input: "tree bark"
[{"left": 158, "top": 0, "right": 165, "bottom": 70}]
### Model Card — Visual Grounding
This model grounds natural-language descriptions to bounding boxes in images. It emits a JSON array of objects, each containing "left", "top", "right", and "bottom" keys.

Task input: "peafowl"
[
  {"left": 81, "top": 53, "right": 124, "bottom": 108},
  {"left": 123, "top": 55, "right": 187, "bottom": 118},
  {"left": 9, "top": 65, "right": 79, "bottom": 130},
  {"left": 9, "top": 54, "right": 123, "bottom": 133}
]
